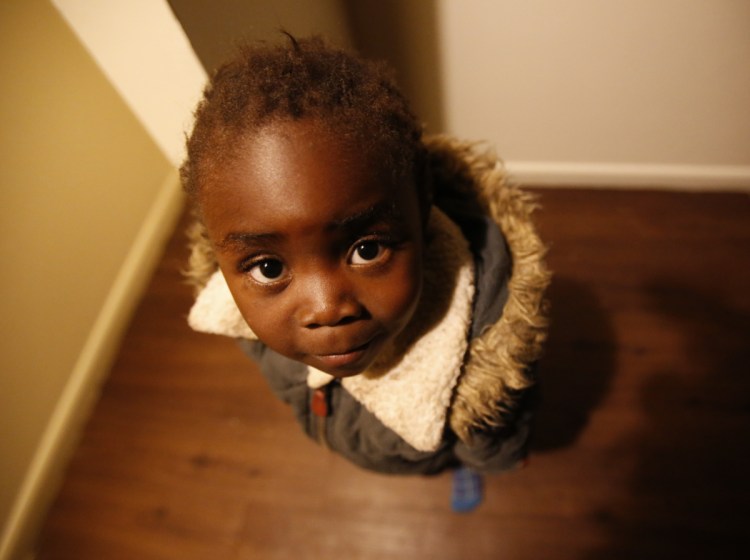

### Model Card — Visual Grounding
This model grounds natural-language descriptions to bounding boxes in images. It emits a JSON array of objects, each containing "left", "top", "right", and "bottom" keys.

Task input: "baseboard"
[
  {"left": 0, "top": 169, "right": 185, "bottom": 560},
  {"left": 505, "top": 161, "right": 750, "bottom": 192}
]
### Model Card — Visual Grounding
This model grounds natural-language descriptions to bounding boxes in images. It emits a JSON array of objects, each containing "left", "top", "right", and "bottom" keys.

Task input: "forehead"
[{"left": 200, "top": 119, "right": 417, "bottom": 238}]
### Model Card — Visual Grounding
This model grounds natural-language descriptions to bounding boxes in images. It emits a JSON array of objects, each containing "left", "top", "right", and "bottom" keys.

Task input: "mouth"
[{"left": 313, "top": 337, "right": 380, "bottom": 373}]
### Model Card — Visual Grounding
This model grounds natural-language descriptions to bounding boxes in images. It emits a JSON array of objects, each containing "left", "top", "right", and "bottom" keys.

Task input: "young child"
[{"left": 182, "top": 36, "right": 549, "bottom": 512}]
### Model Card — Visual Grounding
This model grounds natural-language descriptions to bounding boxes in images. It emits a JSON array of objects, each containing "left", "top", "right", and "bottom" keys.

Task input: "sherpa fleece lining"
[{"left": 188, "top": 208, "right": 475, "bottom": 452}]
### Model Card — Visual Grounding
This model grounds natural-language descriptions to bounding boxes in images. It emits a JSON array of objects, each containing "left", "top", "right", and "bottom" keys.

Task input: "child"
[{"left": 182, "top": 35, "right": 549, "bottom": 512}]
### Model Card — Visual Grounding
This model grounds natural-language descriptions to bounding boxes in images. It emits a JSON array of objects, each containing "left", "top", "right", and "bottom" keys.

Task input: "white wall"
[{"left": 438, "top": 0, "right": 750, "bottom": 189}]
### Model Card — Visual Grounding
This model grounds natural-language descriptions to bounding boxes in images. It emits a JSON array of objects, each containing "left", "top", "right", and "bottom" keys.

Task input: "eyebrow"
[
  {"left": 215, "top": 231, "right": 282, "bottom": 252},
  {"left": 215, "top": 201, "right": 402, "bottom": 252}
]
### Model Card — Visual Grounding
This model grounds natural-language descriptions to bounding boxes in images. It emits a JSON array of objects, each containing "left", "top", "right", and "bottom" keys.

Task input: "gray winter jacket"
[{"left": 187, "top": 136, "right": 550, "bottom": 475}]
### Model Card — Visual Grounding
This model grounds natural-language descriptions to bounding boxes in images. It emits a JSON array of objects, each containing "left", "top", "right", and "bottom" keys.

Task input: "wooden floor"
[{"left": 36, "top": 189, "right": 750, "bottom": 559}]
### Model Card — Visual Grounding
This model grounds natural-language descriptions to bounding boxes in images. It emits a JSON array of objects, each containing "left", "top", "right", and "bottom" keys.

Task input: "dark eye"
[
  {"left": 350, "top": 240, "right": 387, "bottom": 265},
  {"left": 249, "top": 259, "right": 286, "bottom": 284}
]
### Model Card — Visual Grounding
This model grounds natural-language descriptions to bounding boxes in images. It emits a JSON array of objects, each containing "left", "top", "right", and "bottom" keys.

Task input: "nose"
[{"left": 297, "top": 272, "right": 364, "bottom": 329}]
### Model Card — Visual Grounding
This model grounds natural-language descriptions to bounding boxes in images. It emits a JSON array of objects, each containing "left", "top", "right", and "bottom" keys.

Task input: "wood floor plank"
[{"left": 35, "top": 189, "right": 750, "bottom": 559}]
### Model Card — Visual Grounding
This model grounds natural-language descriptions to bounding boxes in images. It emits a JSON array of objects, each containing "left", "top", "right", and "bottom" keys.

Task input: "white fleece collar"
[{"left": 188, "top": 208, "right": 475, "bottom": 452}]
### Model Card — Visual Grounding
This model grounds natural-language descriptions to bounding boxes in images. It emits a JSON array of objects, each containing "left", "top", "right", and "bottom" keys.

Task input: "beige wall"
[
  {"left": 0, "top": 0, "right": 175, "bottom": 554},
  {"left": 51, "top": 0, "right": 207, "bottom": 167},
  {"left": 438, "top": 0, "right": 750, "bottom": 187},
  {"left": 345, "top": 0, "right": 444, "bottom": 133},
  {"left": 174, "top": 0, "right": 750, "bottom": 188},
  {"left": 167, "top": 0, "right": 353, "bottom": 74},
  {"left": 169, "top": 0, "right": 444, "bottom": 132}
]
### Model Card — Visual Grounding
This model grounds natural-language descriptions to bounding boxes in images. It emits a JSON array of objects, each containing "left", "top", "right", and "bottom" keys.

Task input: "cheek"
[
  {"left": 368, "top": 254, "right": 423, "bottom": 330},
  {"left": 222, "top": 274, "right": 296, "bottom": 353}
]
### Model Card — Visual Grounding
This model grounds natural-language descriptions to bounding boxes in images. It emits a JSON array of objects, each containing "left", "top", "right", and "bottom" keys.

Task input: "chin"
[
  {"left": 311, "top": 355, "right": 372, "bottom": 378},
  {"left": 309, "top": 342, "right": 383, "bottom": 378}
]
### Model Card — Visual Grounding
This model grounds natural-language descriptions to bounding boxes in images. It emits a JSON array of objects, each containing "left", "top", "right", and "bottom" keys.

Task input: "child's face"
[{"left": 199, "top": 119, "right": 424, "bottom": 377}]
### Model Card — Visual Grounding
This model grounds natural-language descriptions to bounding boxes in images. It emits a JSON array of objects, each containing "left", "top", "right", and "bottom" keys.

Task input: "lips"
[
  {"left": 310, "top": 329, "right": 378, "bottom": 358},
  {"left": 311, "top": 335, "right": 381, "bottom": 374},
  {"left": 320, "top": 339, "right": 372, "bottom": 358}
]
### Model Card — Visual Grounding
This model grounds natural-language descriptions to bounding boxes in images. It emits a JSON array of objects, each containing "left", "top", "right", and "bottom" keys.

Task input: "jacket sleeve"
[
  {"left": 453, "top": 406, "right": 533, "bottom": 472},
  {"left": 452, "top": 382, "right": 538, "bottom": 472}
]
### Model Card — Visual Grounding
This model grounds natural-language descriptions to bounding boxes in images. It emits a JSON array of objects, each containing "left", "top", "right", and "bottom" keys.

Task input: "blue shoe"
[{"left": 451, "top": 466, "right": 483, "bottom": 513}]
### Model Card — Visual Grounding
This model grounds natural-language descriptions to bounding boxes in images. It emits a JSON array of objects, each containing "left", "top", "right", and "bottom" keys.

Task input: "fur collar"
[
  {"left": 424, "top": 135, "right": 550, "bottom": 443},
  {"left": 188, "top": 209, "right": 475, "bottom": 452}
]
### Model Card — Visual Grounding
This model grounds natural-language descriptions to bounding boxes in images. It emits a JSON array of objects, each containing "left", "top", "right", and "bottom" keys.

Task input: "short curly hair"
[{"left": 181, "top": 35, "right": 427, "bottom": 207}]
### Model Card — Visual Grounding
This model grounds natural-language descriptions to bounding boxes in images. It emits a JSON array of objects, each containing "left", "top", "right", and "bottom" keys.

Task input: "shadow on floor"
[
  {"left": 531, "top": 276, "right": 617, "bottom": 453},
  {"left": 585, "top": 280, "right": 750, "bottom": 559}
]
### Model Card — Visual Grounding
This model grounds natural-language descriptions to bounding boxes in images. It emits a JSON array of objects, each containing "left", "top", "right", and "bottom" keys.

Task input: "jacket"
[{"left": 185, "top": 135, "right": 550, "bottom": 475}]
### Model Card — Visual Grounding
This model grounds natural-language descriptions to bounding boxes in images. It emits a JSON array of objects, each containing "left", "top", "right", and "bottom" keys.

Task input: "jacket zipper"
[{"left": 311, "top": 385, "right": 331, "bottom": 449}]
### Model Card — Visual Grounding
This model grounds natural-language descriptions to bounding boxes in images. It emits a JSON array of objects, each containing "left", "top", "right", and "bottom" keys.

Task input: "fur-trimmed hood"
[
  {"left": 185, "top": 135, "right": 550, "bottom": 448},
  {"left": 424, "top": 135, "right": 550, "bottom": 443}
]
